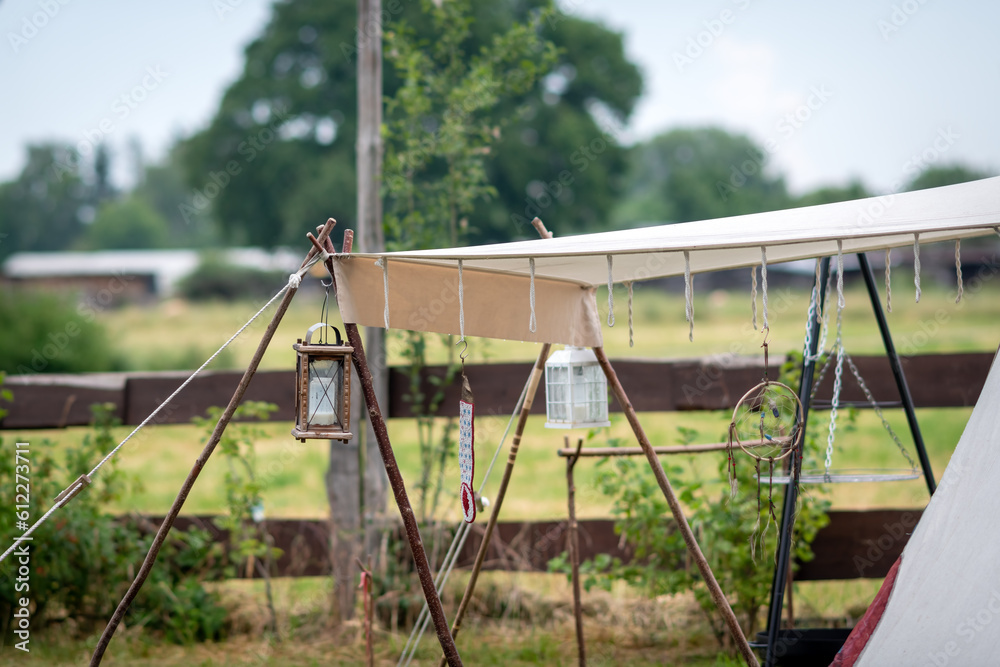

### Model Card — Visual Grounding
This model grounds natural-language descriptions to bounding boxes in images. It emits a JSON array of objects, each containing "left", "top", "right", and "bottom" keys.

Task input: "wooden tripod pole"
[
  {"left": 593, "top": 346, "right": 759, "bottom": 667},
  {"left": 90, "top": 219, "right": 338, "bottom": 666},
  {"left": 325, "top": 231, "right": 463, "bottom": 667}
]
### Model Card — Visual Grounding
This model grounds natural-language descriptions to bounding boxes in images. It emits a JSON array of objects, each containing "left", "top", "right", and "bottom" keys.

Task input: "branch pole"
[
  {"left": 592, "top": 346, "right": 759, "bottom": 667},
  {"left": 90, "top": 219, "right": 337, "bottom": 666},
  {"left": 567, "top": 436, "right": 586, "bottom": 667},
  {"left": 329, "top": 233, "right": 463, "bottom": 667},
  {"left": 556, "top": 441, "right": 773, "bottom": 458}
]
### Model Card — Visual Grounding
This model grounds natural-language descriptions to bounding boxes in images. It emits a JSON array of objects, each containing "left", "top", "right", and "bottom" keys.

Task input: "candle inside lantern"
[{"left": 308, "top": 376, "right": 340, "bottom": 425}]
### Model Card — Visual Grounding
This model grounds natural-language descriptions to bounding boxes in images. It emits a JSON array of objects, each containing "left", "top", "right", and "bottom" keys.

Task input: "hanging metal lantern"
[
  {"left": 292, "top": 323, "right": 353, "bottom": 442},
  {"left": 544, "top": 346, "right": 610, "bottom": 429}
]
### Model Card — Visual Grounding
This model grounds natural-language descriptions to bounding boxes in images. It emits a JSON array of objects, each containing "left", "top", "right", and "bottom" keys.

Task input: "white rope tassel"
[
  {"left": 607, "top": 254, "right": 615, "bottom": 327},
  {"left": 528, "top": 258, "right": 537, "bottom": 333},
  {"left": 287, "top": 273, "right": 302, "bottom": 289},
  {"left": 374, "top": 258, "right": 390, "bottom": 329},
  {"left": 885, "top": 248, "right": 892, "bottom": 313},
  {"left": 684, "top": 250, "right": 693, "bottom": 342},
  {"left": 836, "top": 240, "right": 845, "bottom": 309},
  {"left": 626, "top": 281, "right": 634, "bottom": 348},
  {"left": 457, "top": 259, "right": 465, "bottom": 342},
  {"left": 751, "top": 266, "right": 758, "bottom": 330},
  {"left": 955, "top": 240, "right": 963, "bottom": 303},
  {"left": 760, "top": 247, "right": 769, "bottom": 332},
  {"left": 913, "top": 233, "right": 921, "bottom": 303}
]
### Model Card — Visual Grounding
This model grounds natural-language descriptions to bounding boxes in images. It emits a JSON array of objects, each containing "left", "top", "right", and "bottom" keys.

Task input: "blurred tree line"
[{"left": 0, "top": 0, "right": 993, "bottom": 260}]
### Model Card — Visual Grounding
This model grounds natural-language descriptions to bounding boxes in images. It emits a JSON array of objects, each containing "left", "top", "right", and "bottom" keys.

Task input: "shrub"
[
  {"left": 178, "top": 258, "right": 287, "bottom": 302},
  {"left": 0, "top": 401, "right": 229, "bottom": 644},
  {"left": 0, "top": 290, "right": 123, "bottom": 374}
]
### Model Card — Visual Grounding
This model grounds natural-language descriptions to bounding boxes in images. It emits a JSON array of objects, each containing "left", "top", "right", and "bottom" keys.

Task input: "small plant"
[
  {"left": 194, "top": 401, "right": 282, "bottom": 637},
  {"left": 551, "top": 353, "right": 833, "bottom": 647}
]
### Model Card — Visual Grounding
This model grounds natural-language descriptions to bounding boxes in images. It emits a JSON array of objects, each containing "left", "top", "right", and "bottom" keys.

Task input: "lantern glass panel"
[
  {"left": 544, "top": 346, "right": 609, "bottom": 429},
  {"left": 307, "top": 357, "right": 344, "bottom": 428}
]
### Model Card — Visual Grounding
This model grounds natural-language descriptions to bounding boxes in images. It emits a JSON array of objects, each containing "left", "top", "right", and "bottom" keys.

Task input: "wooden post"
[
  {"left": 90, "top": 219, "right": 337, "bottom": 666},
  {"left": 592, "top": 346, "right": 759, "bottom": 667},
  {"left": 567, "top": 437, "right": 586, "bottom": 667},
  {"left": 356, "top": 0, "right": 389, "bottom": 550}
]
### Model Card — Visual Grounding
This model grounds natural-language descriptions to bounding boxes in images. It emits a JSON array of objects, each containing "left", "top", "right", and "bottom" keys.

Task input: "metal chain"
[
  {"left": 825, "top": 248, "right": 846, "bottom": 474},
  {"left": 845, "top": 353, "right": 919, "bottom": 471}
]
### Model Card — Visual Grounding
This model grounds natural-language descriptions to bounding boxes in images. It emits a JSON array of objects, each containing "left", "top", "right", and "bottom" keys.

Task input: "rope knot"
[{"left": 288, "top": 273, "right": 302, "bottom": 289}]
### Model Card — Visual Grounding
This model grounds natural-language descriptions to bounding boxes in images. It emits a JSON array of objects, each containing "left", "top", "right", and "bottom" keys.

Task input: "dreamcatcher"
[{"left": 727, "top": 250, "right": 805, "bottom": 558}]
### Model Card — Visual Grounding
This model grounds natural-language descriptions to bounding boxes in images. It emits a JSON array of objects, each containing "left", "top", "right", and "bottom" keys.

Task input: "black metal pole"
[
  {"left": 857, "top": 252, "right": 936, "bottom": 495},
  {"left": 763, "top": 257, "right": 830, "bottom": 666}
]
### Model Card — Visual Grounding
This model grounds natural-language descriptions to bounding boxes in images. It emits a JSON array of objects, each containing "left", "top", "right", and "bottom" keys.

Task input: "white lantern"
[{"left": 544, "top": 346, "right": 610, "bottom": 429}]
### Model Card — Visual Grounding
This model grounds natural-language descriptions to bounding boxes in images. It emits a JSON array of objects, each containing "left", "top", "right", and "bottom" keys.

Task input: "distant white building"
[{"left": 2, "top": 248, "right": 304, "bottom": 302}]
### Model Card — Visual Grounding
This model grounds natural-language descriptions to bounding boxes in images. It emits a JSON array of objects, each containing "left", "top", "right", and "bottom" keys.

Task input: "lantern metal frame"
[
  {"left": 292, "top": 322, "right": 353, "bottom": 442},
  {"left": 544, "top": 346, "right": 611, "bottom": 429}
]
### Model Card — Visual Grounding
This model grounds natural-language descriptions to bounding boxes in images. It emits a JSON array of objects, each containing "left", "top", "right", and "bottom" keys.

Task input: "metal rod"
[
  {"left": 90, "top": 219, "right": 337, "bottom": 666},
  {"left": 763, "top": 256, "right": 830, "bottom": 666},
  {"left": 567, "top": 437, "right": 586, "bottom": 667},
  {"left": 857, "top": 251, "right": 936, "bottom": 495},
  {"left": 593, "top": 346, "right": 759, "bottom": 667}
]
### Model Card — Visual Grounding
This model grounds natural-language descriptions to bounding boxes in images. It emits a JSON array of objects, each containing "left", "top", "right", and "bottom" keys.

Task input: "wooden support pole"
[
  {"left": 90, "top": 219, "right": 337, "bottom": 666},
  {"left": 556, "top": 441, "right": 773, "bottom": 458},
  {"left": 436, "top": 343, "right": 551, "bottom": 666},
  {"left": 329, "top": 231, "right": 462, "bottom": 666},
  {"left": 592, "top": 346, "right": 759, "bottom": 667},
  {"left": 566, "top": 437, "right": 586, "bottom": 667}
]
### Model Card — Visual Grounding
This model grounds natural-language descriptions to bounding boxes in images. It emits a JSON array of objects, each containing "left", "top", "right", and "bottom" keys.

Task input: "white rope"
[
  {"left": 375, "top": 257, "right": 390, "bottom": 329},
  {"left": 683, "top": 250, "right": 693, "bottom": 342},
  {"left": 751, "top": 266, "right": 758, "bottom": 330},
  {"left": 955, "top": 240, "right": 963, "bottom": 303},
  {"left": 913, "top": 233, "right": 921, "bottom": 303},
  {"left": 457, "top": 259, "right": 465, "bottom": 342},
  {"left": 528, "top": 258, "right": 537, "bottom": 333},
  {"left": 399, "top": 374, "right": 533, "bottom": 667},
  {"left": 885, "top": 248, "right": 892, "bottom": 313},
  {"left": 760, "top": 246, "right": 769, "bottom": 331},
  {"left": 626, "top": 281, "right": 634, "bottom": 348},
  {"left": 0, "top": 251, "right": 326, "bottom": 565},
  {"left": 606, "top": 254, "right": 615, "bottom": 327}
]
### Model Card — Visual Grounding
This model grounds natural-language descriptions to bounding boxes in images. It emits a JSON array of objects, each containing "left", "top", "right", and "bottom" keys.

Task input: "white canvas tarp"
[
  {"left": 334, "top": 176, "right": 1000, "bottom": 345},
  {"left": 846, "top": 349, "right": 1000, "bottom": 666}
]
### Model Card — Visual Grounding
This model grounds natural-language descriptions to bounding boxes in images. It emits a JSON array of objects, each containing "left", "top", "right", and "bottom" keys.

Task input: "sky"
[{"left": 1, "top": 0, "right": 998, "bottom": 195}]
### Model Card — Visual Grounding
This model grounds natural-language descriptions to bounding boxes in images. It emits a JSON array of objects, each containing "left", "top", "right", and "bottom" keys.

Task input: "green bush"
[
  {"left": 178, "top": 258, "right": 287, "bottom": 302},
  {"left": 0, "top": 290, "right": 123, "bottom": 374},
  {"left": 0, "top": 401, "right": 229, "bottom": 644}
]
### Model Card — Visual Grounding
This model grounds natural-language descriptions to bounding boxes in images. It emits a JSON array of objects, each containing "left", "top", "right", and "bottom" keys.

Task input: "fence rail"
[{"left": 1, "top": 352, "right": 992, "bottom": 429}]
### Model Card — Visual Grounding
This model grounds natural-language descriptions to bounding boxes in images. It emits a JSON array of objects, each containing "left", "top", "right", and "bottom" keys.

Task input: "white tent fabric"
[
  {"left": 853, "top": 349, "right": 1000, "bottom": 665},
  {"left": 334, "top": 176, "right": 1000, "bottom": 345}
]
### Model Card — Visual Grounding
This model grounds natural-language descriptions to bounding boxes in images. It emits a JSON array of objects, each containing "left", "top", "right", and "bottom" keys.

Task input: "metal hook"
[{"left": 457, "top": 338, "right": 469, "bottom": 364}]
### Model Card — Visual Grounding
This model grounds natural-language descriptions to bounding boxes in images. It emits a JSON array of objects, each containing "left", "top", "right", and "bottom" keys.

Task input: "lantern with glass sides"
[
  {"left": 544, "top": 346, "right": 610, "bottom": 429},
  {"left": 292, "top": 323, "right": 353, "bottom": 442}
]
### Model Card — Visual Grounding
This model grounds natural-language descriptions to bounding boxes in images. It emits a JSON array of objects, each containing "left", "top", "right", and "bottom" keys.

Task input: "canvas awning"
[{"left": 334, "top": 176, "right": 1000, "bottom": 346}]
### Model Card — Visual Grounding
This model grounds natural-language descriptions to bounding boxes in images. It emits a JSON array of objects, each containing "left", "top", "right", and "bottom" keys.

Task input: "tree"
[
  {"left": 793, "top": 179, "right": 870, "bottom": 207},
  {"left": 82, "top": 197, "right": 171, "bottom": 250},
  {"left": 613, "top": 127, "right": 790, "bottom": 226},
  {"left": 181, "top": 0, "right": 642, "bottom": 247},
  {"left": 906, "top": 163, "right": 992, "bottom": 192},
  {"left": 0, "top": 143, "right": 94, "bottom": 259}
]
